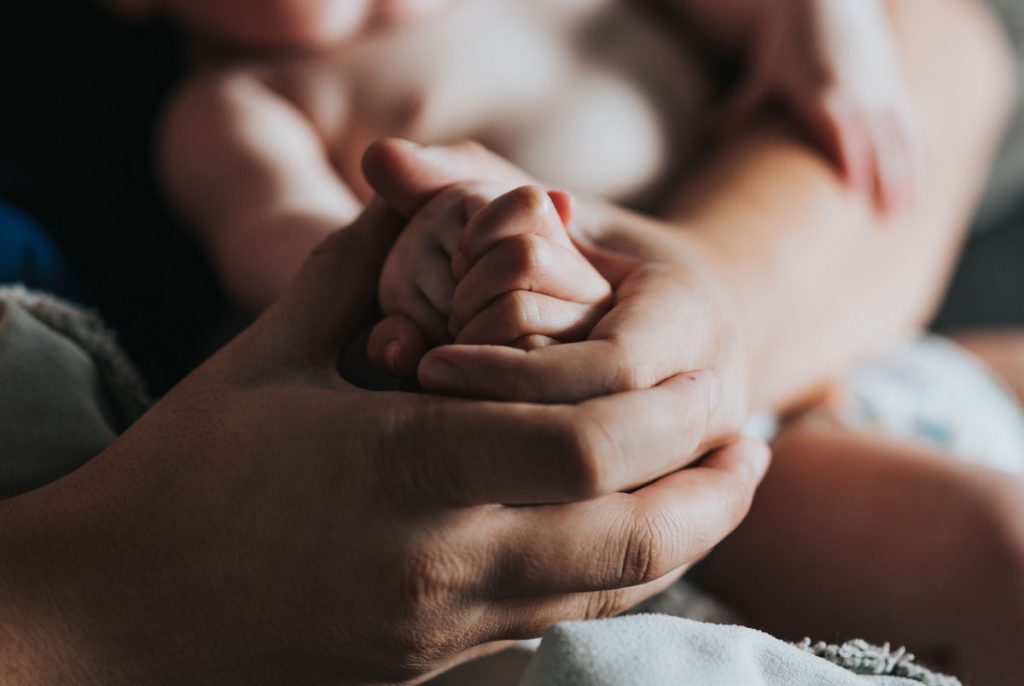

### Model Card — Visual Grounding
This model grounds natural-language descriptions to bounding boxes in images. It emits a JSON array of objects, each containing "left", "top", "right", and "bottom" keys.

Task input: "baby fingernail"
[
  {"left": 547, "top": 190, "right": 575, "bottom": 228},
  {"left": 419, "top": 357, "right": 468, "bottom": 393},
  {"left": 385, "top": 339, "right": 402, "bottom": 373}
]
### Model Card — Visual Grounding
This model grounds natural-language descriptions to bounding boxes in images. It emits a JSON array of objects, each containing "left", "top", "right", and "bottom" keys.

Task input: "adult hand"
[
  {"left": 0, "top": 200, "right": 768, "bottom": 685},
  {"left": 364, "top": 139, "right": 751, "bottom": 447}
]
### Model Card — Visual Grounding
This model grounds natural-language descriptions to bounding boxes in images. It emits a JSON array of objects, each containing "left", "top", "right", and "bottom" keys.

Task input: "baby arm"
[
  {"left": 161, "top": 72, "right": 360, "bottom": 311},
  {"left": 368, "top": 185, "right": 612, "bottom": 380},
  {"left": 677, "top": 0, "right": 918, "bottom": 212}
]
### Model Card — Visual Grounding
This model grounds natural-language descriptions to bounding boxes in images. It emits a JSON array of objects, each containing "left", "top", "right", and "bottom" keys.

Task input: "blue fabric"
[{"left": 0, "top": 201, "right": 84, "bottom": 301}]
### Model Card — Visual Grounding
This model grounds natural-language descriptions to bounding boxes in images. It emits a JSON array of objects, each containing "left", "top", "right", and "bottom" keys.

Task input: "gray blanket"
[{"left": 520, "top": 616, "right": 958, "bottom": 686}]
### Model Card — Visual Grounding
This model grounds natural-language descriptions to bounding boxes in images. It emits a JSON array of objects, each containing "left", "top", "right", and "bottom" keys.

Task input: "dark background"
[
  {"left": 0, "top": 0, "right": 224, "bottom": 394},
  {"left": 0, "top": 0, "right": 1020, "bottom": 394}
]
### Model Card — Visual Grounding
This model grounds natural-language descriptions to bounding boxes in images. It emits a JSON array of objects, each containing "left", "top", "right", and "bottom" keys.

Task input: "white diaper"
[{"left": 838, "top": 335, "right": 1024, "bottom": 475}]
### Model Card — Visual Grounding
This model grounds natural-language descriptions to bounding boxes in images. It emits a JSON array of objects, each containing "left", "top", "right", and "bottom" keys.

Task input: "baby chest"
[{"left": 339, "top": 0, "right": 711, "bottom": 206}]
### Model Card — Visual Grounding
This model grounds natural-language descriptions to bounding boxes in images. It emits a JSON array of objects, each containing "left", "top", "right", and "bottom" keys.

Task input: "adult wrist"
[{"left": 0, "top": 500, "right": 108, "bottom": 686}]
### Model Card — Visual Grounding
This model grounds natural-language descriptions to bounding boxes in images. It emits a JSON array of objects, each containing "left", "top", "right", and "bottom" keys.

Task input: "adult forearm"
[
  {"left": 213, "top": 214, "right": 344, "bottom": 312},
  {"left": 668, "top": 0, "right": 1016, "bottom": 411}
]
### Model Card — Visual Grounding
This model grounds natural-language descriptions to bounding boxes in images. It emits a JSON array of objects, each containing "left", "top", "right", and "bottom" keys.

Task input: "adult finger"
[
  {"left": 486, "top": 569, "right": 685, "bottom": 642},
  {"left": 269, "top": 199, "right": 404, "bottom": 365},
  {"left": 362, "top": 138, "right": 534, "bottom": 218},
  {"left": 384, "top": 371, "right": 721, "bottom": 506},
  {"left": 455, "top": 291, "right": 604, "bottom": 346},
  {"left": 450, "top": 235, "right": 610, "bottom": 333},
  {"left": 482, "top": 437, "right": 770, "bottom": 598},
  {"left": 420, "top": 265, "right": 716, "bottom": 403}
]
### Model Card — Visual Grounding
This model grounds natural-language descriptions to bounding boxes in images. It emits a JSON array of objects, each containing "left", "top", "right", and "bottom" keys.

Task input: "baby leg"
[{"left": 695, "top": 416, "right": 1024, "bottom": 685}]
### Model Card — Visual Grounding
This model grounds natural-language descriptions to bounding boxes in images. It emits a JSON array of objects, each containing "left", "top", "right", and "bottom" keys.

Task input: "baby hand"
[
  {"left": 368, "top": 185, "right": 612, "bottom": 378},
  {"left": 724, "top": 0, "right": 919, "bottom": 213}
]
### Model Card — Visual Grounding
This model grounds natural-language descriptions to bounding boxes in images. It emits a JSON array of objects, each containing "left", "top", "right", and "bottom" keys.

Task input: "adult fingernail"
[
  {"left": 420, "top": 357, "right": 468, "bottom": 393},
  {"left": 385, "top": 339, "right": 402, "bottom": 373}
]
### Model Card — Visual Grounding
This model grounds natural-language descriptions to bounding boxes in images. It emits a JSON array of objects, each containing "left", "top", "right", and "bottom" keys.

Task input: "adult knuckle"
[
  {"left": 394, "top": 546, "right": 466, "bottom": 612},
  {"left": 605, "top": 343, "right": 651, "bottom": 392},
  {"left": 616, "top": 507, "right": 674, "bottom": 587},
  {"left": 584, "top": 589, "right": 633, "bottom": 621},
  {"left": 675, "top": 502, "right": 722, "bottom": 558},
  {"left": 386, "top": 625, "right": 460, "bottom": 683},
  {"left": 377, "top": 404, "right": 465, "bottom": 504},
  {"left": 556, "top": 413, "right": 618, "bottom": 498},
  {"left": 609, "top": 361, "right": 641, "bottom": 393}
]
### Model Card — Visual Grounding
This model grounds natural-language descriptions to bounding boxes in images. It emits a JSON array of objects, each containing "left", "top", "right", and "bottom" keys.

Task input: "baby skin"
[
  {"left": 367, "top": 184, "right": 611, "bottom": 379},
  {"left": 155, "top": 0, "right": 918, "bottom": 313},
  {"left": 362, "top": 138, "right": 1024, "bottom": 686}
]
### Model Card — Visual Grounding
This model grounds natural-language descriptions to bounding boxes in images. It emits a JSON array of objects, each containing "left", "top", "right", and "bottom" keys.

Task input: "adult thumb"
[
  {"left": 362, "top": 138, "right": 533, "bottom": 217},
  {"left": 268, "top": 199, "right": 405, "bottom": 365}
]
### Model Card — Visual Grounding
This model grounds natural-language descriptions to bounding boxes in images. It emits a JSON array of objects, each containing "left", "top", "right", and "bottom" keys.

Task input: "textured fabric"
[
  {"left": 519, "top": 615, "right": 959, "bottom": 686},
  {"left": 839, "top": 336, "right": 1024, "bottom": 474},
  {"left": 0, "top": 287, "right": 148, "bottom": 497}
]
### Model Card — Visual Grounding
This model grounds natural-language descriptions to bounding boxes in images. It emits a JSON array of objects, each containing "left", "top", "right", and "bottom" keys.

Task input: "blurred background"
[
  {"left": 0, "top": 0, "right": 222, "bottom": 394},
  {"left": 0, "top": 0, "right": 1021, "bottom": 394}
]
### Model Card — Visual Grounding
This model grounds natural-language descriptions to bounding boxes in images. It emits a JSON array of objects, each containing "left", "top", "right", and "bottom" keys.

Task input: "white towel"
[{"left": 519, "top": 615, "right": 958, "bottom": 686}]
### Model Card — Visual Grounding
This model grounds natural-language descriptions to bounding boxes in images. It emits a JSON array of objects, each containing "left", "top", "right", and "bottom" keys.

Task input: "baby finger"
[
  {"left": 454, "top": 291, "right": 607, "bottom": 347},
  {"left": 450, "top": 235, "right": 611, "bottom": 335}
]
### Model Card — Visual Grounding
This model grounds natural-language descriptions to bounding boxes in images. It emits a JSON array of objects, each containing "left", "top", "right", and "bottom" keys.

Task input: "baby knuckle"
[
  {"left": 378, "top": 284, "right": 411, "bottom": 315},
  {"left": 502, "top": 291, "right": 541, "bottom": 333},
  {"left": 505, "top": 185, "right": 550, "bottom": 216},
  {"left": 436, "top": 183, "right": 477, "bottom": 208},
  {"left": 505, "top": 233, "right": 550, "bottom": 276}
]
